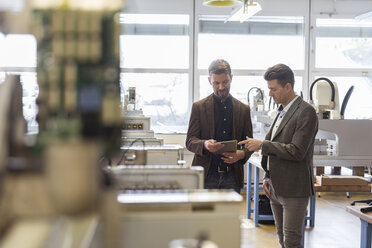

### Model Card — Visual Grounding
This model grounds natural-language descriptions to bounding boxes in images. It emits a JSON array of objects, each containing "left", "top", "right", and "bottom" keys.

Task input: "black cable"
[
  {"left": 310, "top": 77, "right": 335, "bottom": 102},
  {"left": 361, "top": 206, "right": 372, "bottom": 213},
  {"left": 247, "top": 87, "right": 264, "bottom": 105},
  {"left": 340, "top": 85, "right": 354, "bottom": 118},
  {"left": 116, "top": 138, "right": 146, "bottom": 166}
]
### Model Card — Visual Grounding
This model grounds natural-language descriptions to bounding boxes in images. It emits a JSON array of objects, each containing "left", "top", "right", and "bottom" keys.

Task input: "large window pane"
[
  {"left": 0, "top": 34, "right": 36, "bottom": 67},
  {"left": 199, "top": 75, "right": 303, "bottom": 108},
  {"left": 315, "top": 19, "right": 372, "bottom": 69},
  {"left": 121, "top": 73, "right": 189, "bottom": 133},
  {"left": 198, "top": 16, "right": 305, "bottom": 70},
  {"left": 120, "top": 35, "right": 189, "bottom": 69},
  {"left": 120, "top": 14, "right": 189, "bottom": 69}
]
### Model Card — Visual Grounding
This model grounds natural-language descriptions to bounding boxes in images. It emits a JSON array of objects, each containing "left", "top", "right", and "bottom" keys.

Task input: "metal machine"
[
  {"left": 121, "top": 87, "right": 185, "bottom": 166},
  {"left": 102, "top": 189, "right": 242, "bottom": 248},
  {"left": 309, "top": 78, "right": 371, "bottom": 177},
  {"left": 309, "top": 77, "right": 356, "bottom": 156},
  {"left": 106, "top": 165, "right": 204, "bottom": 190},
  {"left": 309, "top": 77, "right": 340, "bottom": 120},
  {"left": 0, "top": 3, "right": 123, "bottom": 248},
  {"left": 247, "top": 87, "right": 272, "bottom": 138}
]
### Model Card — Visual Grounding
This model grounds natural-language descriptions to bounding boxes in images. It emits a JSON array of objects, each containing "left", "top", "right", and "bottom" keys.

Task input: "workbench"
[
  {"left": 346, "top": 205, "right": 372, "bottom": 248},
  {"left": 313, "top": 155, "right": 372, "bottom": 177},
  {"left": 246, "top": 154, "right": 372, "bottom": 227}
]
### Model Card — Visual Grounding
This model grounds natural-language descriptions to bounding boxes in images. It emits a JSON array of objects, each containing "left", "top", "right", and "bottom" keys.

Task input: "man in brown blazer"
[
  {"left": 186, "top": 59, "right": 253, "bottom": 193},
  {"left": 239, "top": 64, "right": 318, "bottom": 248}
]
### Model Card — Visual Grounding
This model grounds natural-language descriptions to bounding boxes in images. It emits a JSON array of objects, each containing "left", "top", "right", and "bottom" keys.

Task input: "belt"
[{"left": 218, "top": 164, "right": 233, "bottom": 173}]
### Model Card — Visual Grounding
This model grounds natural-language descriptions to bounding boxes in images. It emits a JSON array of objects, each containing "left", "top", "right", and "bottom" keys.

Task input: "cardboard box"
[{"left": 316, "top": 175, "right": 369, "bottom": 186}]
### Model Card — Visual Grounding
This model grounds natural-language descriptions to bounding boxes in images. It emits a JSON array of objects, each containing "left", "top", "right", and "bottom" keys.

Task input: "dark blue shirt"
[
  {"left": 213, "top": 94, "right": 233, "bottom": 141},
  {"left": 210, "top": 94, "right": 233, "bottom": 173}
]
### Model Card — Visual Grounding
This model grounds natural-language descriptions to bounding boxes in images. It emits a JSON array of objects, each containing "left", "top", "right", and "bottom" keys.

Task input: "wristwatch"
[{"left": 259, "top": 142, "right": 263, "bottom": 150}]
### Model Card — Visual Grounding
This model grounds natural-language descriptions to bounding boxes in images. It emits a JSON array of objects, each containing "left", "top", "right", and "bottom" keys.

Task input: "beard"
[{"left": 217, "top": 89, "right": 229, "bottom": 99}]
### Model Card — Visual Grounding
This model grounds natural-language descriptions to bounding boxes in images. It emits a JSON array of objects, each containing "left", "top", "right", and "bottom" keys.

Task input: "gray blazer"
[
  {"left": 186, "top": 94, "right": 253, "bottom": 188},
  {"left": 261, "top": 97, "right": 318, "bottom": 198}
]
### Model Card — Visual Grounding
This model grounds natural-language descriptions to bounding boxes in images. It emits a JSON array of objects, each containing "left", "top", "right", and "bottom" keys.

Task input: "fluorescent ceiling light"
[
  {"left": 203, "top": 0, "right": 242, "bottom": 7},
  {"left": 355, "top": 10, "right": 372, "bottom": 21},
  {"left": 225, "top": 0, "right": 262, "bottom": 23}
]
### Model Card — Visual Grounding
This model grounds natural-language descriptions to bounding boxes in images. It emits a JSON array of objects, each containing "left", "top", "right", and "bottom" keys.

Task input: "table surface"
[
  {"left": 346, "top": 205, "right": 372, "bottom": 224},
  {"left": 248, "top": 153, "right": 372, "bottom": 167},
  {"left": 314, "top": 156, "right": 372, "bottom": 167}
]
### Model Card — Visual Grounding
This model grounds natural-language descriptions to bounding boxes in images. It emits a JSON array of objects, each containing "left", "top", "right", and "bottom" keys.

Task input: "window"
[
  {"left": 196, "top": 15, "right": 306, "bottom": 106},
  {"left": 120, "top": 14, "right": 189, "bottom": 69},
  {"left": 0, "top": 34, "right": 36, "bottom": 68},
  {"left": 0, "top": 33, "right": 37, "bottom": 134},
  {"left": 120, "top": 14, "right": 191, "bottom": 133},
  {"left": 198, "top": 16, "right": 305, "bottom": 70},
  {"left": 313, "top": 18, "right": 372, "bottom": 119},
  {"left": 121, "top": 72, "right": 189, "bottom": 133},
  {"left": 315, "top": 19, "right": 372, "bottom": 69}
]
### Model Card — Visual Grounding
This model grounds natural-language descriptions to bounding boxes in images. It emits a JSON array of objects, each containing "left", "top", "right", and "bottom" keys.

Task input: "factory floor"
[{"left": 240, "top": 191, "right": 372, "bottom": 248}]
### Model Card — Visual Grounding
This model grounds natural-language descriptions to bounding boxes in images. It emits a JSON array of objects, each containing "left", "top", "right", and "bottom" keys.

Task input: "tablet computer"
[{"left": 213, "top": 140, "right": 237, "bottom": 154}]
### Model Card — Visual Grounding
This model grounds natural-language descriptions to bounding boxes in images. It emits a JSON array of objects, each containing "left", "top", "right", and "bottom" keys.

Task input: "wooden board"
[
  {"left": 346, "top": 206, "right": 372, "bottom": 224},
  {"left": 314, "top": 183, "right": 371, "bottom": 192},
  {"left": 316, "top": 175, "right": 369, "bottom": 186}
]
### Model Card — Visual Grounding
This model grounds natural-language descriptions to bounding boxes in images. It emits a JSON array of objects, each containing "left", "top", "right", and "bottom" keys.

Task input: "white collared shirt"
[{"left": 270, "top": 96, "right": 299, "bottom": 141}]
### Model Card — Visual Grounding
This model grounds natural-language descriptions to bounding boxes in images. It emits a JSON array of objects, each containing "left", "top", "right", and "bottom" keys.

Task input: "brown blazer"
[
  {"left": 186, "top": 94, "right": 253, "bottom": 188},
  {"left": 261, "top": 97, "right": 318, "bottom": 197}
]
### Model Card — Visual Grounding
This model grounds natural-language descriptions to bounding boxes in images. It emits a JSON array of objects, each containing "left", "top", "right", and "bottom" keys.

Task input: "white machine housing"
[
  {"left": 107, "top": 165, "right": 204, "bottom": 190},
  {"left": 316, "top": 119, "right": 372, "bottom": 158},
  {"left": 103, "top": 189, "right": 242, "bottom": 248},
  {"left": 311, "top": 80, "right": 340, "bottom": 120},
  {"left": 121, "top": 87, "right": 185, "bottom": 166}
]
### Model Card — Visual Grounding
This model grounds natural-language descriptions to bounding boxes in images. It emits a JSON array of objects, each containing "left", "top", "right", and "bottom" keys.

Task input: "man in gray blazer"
[
  {"left": 239, "top": 64, "right": 318, "bottom": 248},
  {"left": 186, "top": 59, "right": 253, "bottom": 193}
]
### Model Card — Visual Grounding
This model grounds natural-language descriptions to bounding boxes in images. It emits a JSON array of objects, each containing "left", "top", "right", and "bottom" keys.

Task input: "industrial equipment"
[
  {"left": 247, "top": 87, "right": 271, "bottom": 138},
  {"left": 309, "top": 78, "right": 362, "bottom": 157},
  {"left": 309, "top": 78, "right": 372, "bottom": 178},
  {"left": 247, "top": 86, "right": 264, "bottom": 112},
  {"left": 103, "top": 189, "right": 242, "bottom": 248},
  {"left": 106, "top": 165, "right": 204, "bottom": 190},
  {"left": 309, "top": 77, "right": 340, "bottom": 120},
  {"left": 315, "top": 119, "right": 372, "bottom": 158},
  {"left": 121, "top": 87, "right": 185, "bottom": 166},
  {"left": 0, "top": 3, "right": 124, "bottom": 248}
]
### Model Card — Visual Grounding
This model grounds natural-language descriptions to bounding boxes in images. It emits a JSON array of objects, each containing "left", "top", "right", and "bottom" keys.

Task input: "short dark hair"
[
  {"left": 208, "top": 59, "right": 231, "bottom": 77},
  {"left": 264, "top": 64, "right": 295, "bottom": 89}
]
